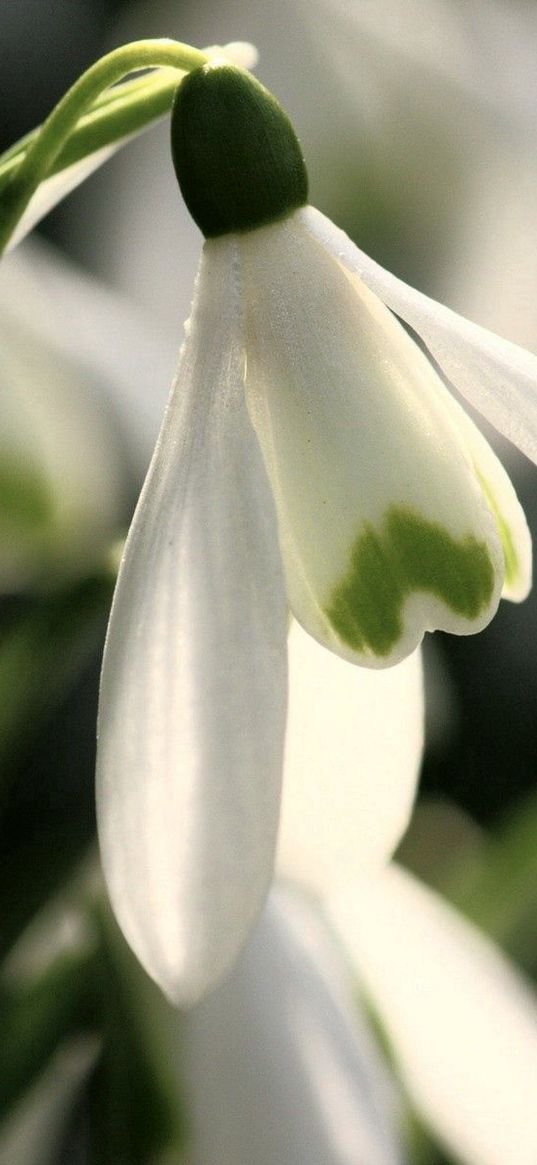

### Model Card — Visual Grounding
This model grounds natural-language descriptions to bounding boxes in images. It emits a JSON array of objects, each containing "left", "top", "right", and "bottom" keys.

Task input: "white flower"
[
  {"left": 327, "top": 865, "right": 537, "bottom": 1165},
  {"left": 275, "top": 639, "right": 537, "bottom": 1165},
  {"left": 95, "top": 62, "right": 536, "bottom": 1005},
  {"left": 303, "top": 0, "right": 537, "bottom": 132},
  {"left": 0, "top": 240, "right": 131, "bottom": 592},
  {"left": 181, "top": 885, "right": 405, "bottom": 1165}
]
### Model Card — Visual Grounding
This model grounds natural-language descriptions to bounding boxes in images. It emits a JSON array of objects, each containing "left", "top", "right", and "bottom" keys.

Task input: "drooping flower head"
[
  {"left": 97, "top": 61, "right": 534, "bottom": 1005},
  {"left": 171, "top": 62, "right": 530, "bottom": 666}
]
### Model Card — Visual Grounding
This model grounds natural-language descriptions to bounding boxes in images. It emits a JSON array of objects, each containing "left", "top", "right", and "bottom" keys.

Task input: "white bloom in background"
[
  {"left": 177, "top": 640, "right": 537, "bottom": 1165},
  {"left": 275, "top": 646, "right": 537, "bottom": 1165},
  {"left": 184, "top": 867, "right": 537, "bottom": 1165},
  {"left": 303, "top": 0, "right": 537, "bottom": 131},
  {"left": 0, "top": 243, "right": 131, "bottom": 592},
  {"left": 181, "top": 886, "right": 405, "bottom": 1165},
  {"left": 301, "top": 0, "right": 537, "bottom": 350},
  {"left": 327, "top": 866, "right": 537, "bottom": 1165},
  {"left": 95, "top": 62, "right": 536, "bottom": 1004},
  {"left": 2, "top": 235, "right": 176, "bottom": 468}
]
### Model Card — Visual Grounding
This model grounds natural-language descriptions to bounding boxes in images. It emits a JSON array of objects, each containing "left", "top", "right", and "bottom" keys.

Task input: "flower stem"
[
  {"left": 0, "top": 39, "right": 207, "bottom": 255},
  {"left": 0, "top": 72, "right": 178, "bottom": 187}
]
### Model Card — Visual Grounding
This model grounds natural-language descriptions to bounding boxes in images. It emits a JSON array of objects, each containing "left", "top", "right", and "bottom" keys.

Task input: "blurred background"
[{"left": 1, "top": 1, "right": 537, "bottom": 1162}]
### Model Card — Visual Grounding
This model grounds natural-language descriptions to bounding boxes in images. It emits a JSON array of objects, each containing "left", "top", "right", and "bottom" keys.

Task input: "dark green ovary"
[{"left": 325, "top": 506, "right": 496, "bottom": 657}]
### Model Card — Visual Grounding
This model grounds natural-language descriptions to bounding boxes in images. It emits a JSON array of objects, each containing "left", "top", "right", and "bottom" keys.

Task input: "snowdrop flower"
[
  {"left": 97, "top": 61, "right": 535, "bottom": 1005},
  {"left": 304, "top": 0, "right": 537, "bottom": 132},
  {"left": 327, "top": 865, "right": 537, "bottom": 1165},
  {"left": 180, "top": 885, "right": 405, "bottom": 1165},
  {"left": 187, "top": 877, "right": 537, "bottom": 1165},
  {"left": 301, "top": 0, "right": 537, "bottom": 350},
  {"left": 276, "top": 671, "right": 537, "bottom": 1165},
  {"left": 0, "top": 242, "right": 130, "bottom": 592}
]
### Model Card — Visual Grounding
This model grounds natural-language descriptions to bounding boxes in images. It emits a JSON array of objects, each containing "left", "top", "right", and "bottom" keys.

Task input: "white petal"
[
  {"left": 302, "top": 207, "right": 531, "bottom": 601},
  {"left": 204, "top": 41, "right": 259, "bottom": 70},
  {"left": 181, "top": 887, "right": 405, "bottom": 1165},
  {"left": 241, "top": 214, "right": 504, "bottom": 668},
  {"left": 0, "top": 236, "right": 175, "bottom": 472},
  {"left": 303, "top": 204, "right": 537, "bottom": 466},
  {"left": 5, "top": 144, "right": 123, "bottom": 252},
  {"left": 329, "top": 866, "right": 537, "bottom": 1165},
  {"left": 96, "top": 236, "right": 288, "bottom": 1006},
  {"left": 277, "top": 623, "right": 423, "bottom": 895},
  {"left": 425, "top": 372, "right": 532, "bottom": 600},
  {"left": 0, "top": 255, "right": 128, "bottom": 591}
]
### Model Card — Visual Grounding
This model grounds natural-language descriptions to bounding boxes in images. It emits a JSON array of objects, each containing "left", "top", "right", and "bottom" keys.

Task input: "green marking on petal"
[
  {"left": 325, "top": 506, "right": 496, "bottom": 657},
  {"left": 476, "top": 470, "right": 519, "bottom": 587}
]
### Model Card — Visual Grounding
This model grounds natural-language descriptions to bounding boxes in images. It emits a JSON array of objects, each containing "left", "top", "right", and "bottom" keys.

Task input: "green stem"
[
  {"left": 0, "top": 38, "right": 207, "bottom": 255},
  {"left": 0, "top": 72, "right": 177, "bottom": 185},
  {"left": 0, "top": 71, "right": 180, "bottom": 203}
]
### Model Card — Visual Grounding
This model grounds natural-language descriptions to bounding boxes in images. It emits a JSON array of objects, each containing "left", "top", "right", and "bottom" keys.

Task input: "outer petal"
[
  {"left": 301, "top": 205, "right": 531, "bottom": 602},
  {"left": 241, "top": 214, "right": 504, "bottom": 668},
  {"left": 313, "top": 208, "right": 529, "bottom": 604},
  {"left": 302, "top": 204, "right": 537, "bottom": 467},
  {"left": 328, "top": 866, "right": 537, "bottom": 1165},
  {"left": 96, "top": 237, "right": 288, "bottom": 1006},
  {"left": 424, "top": 369, "right": 532, "bottom": 600},
  {"left": 5, "top": 145, "right": 122, "bottom": 253},
  {"left": 180, "top": 887, "right": 405, "bottom": 1165},
  {"left": 277, "top": 623, "right": 423, "bottom": 895}
]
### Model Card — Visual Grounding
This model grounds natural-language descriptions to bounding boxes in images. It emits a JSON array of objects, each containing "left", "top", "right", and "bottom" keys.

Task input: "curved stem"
[
  {"left": 0, "top": 72, "right": 180, "bottom": 199},
  {"left": 0, "top": 39, "right": 207, "bottom": 254}
]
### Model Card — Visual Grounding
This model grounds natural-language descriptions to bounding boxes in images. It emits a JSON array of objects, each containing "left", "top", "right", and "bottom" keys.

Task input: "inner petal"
[{"left": 240, "top": 214, "right": 504, "bottom": 667}]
